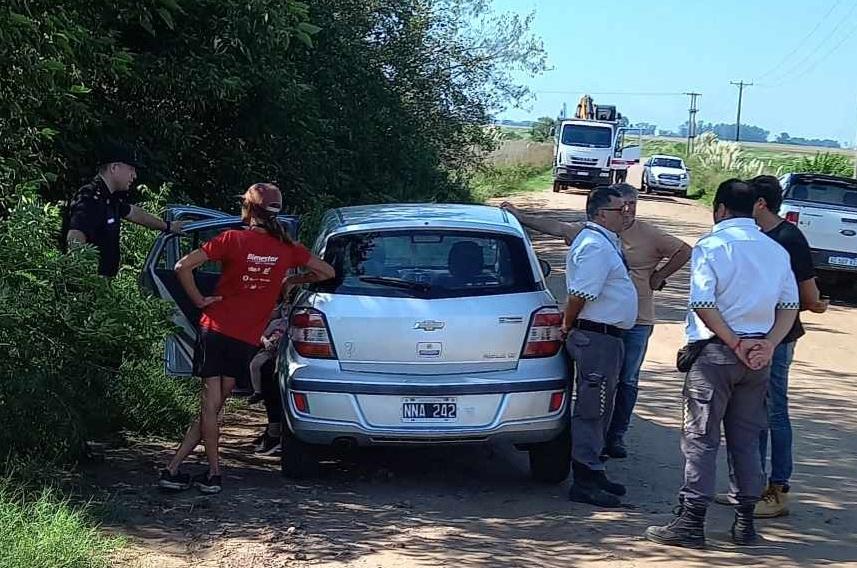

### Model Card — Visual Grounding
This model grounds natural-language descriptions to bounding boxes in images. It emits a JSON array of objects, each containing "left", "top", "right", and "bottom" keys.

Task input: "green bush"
[
  {"left": 471, "top": 164, "right": 552, "bottom": 201},
  {"left": 0, "top": 477, "right": 116, "bottom": 568},
  {"left": 0, "top": 194, "right": 196, "bottom": 463},
  {"left": 794, "top": 152, "right": 854, "bottom": 177}
]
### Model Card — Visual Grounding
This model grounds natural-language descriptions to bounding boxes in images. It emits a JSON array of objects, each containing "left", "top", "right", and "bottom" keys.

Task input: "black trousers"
[{"left": 259, "top": 358, "right": 283, "bottom": 424}]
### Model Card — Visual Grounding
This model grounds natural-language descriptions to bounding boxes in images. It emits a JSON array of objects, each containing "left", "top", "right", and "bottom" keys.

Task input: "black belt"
[{"left": 573, "top": 319, "right": 623, "bottom": 338}]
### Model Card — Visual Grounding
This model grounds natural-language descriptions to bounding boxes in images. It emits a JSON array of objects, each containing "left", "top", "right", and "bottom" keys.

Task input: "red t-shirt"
[{"left": 199, "top": 229, "right": 311, "bottom": 345}]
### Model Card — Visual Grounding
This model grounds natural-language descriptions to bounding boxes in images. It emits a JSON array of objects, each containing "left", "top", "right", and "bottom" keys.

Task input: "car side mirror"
[{"left": 538, "top": 258, "right": 552, "bottom": 278}]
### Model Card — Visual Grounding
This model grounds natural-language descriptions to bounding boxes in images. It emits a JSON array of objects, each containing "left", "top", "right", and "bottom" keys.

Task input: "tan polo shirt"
[{"left": 564, "top": 220, "right": 685, "bottom": 325}]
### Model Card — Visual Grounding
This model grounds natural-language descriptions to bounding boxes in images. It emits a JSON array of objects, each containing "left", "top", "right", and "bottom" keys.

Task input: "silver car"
[{"left": 281, "top": 204, "right": 571, "bottom": 482}]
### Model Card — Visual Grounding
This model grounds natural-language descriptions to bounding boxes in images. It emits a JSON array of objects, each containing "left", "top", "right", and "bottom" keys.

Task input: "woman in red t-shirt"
[{"left": 158, "top": 183, "right": 334, "bottom": 494}]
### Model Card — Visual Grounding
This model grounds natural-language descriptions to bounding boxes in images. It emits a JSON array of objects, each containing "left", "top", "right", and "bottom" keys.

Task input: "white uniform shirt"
[
  {"left": 686, "top": 217, "right": 799, "bottom": 342},
  {"left": 566, "top": 222, "right": 638, "bottom": 330}
]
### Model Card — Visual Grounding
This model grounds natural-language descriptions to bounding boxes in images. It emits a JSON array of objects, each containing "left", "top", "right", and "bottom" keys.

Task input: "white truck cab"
[{"left": 551, "top": 100, "right": 641, "bottom": 192}]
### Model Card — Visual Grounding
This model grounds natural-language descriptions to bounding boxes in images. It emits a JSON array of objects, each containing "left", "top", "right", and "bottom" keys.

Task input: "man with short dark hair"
[
  {"left": 645, "top": 179, "right": 799, "bottom": 548},
  {"left": 561, "top": 185, "right": 638, "bottom": 508},
  {"left": 713, "top": 175, "right": 828, "bottom": 518},
  {"left": 502, "top": 184, "right": 691, "bottom": 459},
  {"left": 65, "top": 143, "right": 185, "bottom": 276}
]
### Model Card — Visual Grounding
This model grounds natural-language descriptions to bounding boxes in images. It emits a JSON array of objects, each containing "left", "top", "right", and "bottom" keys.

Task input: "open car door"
[
  {"left": 141, "top": 209, "right": 300, "bottom": 377},
  {"left": 613, "top": 127, "right": 642, "bottom": 170}
]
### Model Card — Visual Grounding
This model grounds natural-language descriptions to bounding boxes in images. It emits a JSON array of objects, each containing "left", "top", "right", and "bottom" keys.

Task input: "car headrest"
[{"left": 448, "top": 241, "right": 483, "bottom": 279}]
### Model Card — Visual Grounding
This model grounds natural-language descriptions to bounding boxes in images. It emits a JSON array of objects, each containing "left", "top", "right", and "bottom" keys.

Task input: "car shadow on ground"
[{"left": 82, "top": 373, "right": 857, "bottom": 568}]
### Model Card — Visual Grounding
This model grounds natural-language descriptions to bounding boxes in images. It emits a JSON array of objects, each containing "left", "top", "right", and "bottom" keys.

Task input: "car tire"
[
  {"left": 553, "top": 181, "right": 562, "bottom": 193},
  {"left": 280, "top": 429, "right": 320, "bottom": 479},
  {"left": 528, "top": 426, "right": 571, "bottom": 483},
  {"left": 641, "top": 177, "right": 651, "bottom": 194}
]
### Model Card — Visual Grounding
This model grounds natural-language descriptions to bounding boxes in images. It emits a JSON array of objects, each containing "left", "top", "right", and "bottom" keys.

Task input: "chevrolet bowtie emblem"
[{"left": 414, "top": 320, "right": 445, "bottom": 332}]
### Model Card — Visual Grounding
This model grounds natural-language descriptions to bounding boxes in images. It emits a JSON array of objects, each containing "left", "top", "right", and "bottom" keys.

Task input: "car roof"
[
  {"left": 788, "top": 173, "right": 857, "bottom": 187},
  {"left": 324, "top": 203, "right": 521, "bottom": 234},
  {"left": 650, "top": 154, "right": 684, "bottom": 161}
]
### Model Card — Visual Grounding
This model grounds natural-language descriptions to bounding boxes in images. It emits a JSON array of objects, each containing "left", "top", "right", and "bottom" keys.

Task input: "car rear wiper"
[{"left": 358, "top": 276, "right": 432, "bottom": 292}]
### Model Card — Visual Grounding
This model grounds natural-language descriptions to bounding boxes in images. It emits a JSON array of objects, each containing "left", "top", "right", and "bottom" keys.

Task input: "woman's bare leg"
[{"left": 201, "top": 376, "right": 236, "bottom": 475}]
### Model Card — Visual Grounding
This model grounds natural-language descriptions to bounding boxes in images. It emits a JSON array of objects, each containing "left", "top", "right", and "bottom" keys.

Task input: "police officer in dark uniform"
[{"left": 65, "top": 143, "right": 184, "bottom": 276}]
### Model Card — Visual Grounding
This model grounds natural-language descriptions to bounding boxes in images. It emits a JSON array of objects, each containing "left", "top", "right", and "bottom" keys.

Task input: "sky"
[{"left": 491, "top": 0, "right": 857, "bottom": 144}]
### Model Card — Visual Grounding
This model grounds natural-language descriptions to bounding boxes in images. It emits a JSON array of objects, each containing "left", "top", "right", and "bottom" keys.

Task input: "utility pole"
[
  {"left": 684, "top": 92, "right": 701, "bottom": 154},
  {"left": 730, "top": 81, "right": 753, "bottom": 142}
]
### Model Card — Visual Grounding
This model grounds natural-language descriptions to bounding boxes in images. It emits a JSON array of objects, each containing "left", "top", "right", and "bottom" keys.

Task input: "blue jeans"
[
  {"left": 759, "top": 341, "right": 795, "bottom": 485},
  {"left": 606, "top": 324, "right": 653, "bottom": 444}
]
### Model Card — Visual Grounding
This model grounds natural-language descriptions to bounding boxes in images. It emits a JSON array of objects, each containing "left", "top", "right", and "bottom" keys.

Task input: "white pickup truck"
[{"left": 779, "top": 173, "right": 857, "bottom": 283}]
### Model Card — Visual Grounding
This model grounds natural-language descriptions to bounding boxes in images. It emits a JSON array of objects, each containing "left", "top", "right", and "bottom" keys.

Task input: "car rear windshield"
[
  {"left": 312, "top": 230, "right": 539, "bottom": 299},
  {"left": 651, "top": 158, "right": 683, "bottom": 169},
  {"left": 561, "top": 124, "right": 613, "bottom": 148},
  {"left": 786, "top": 181, "right": 857, "bottom": 208}
]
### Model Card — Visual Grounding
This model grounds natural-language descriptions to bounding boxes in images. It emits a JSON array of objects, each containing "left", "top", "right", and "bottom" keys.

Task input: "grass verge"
[
  {"left": 471, "top": 164, "right": 553, "bottom": 201},
  {"left": 0, "top": 476, "right": 117, "bottom": 568}
]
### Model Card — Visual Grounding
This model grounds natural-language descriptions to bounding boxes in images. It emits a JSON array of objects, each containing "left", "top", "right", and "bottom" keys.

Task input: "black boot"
[
  {"left": 604, "top": 438, "right": 628, "bottom": 459},
  {"left": 645, "top": 499, "right": 706, "bottom": 548},
  {"left": 731, "top": 502, "right": 758, "bottom": 545},
  {"left": 569, "top": 463, "right": 621, "bottom": 508},
  {"left": 591, "top": 469, "right": 626, "bottom": 496}
]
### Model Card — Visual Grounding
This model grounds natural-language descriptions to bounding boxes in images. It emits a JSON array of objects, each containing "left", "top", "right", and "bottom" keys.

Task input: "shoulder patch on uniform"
[
  {"left": 689, "top": 301, "right": 717, "bottom": 309},
  {"left": 776, "top": 302, "right": 800, "bottom": 310}
]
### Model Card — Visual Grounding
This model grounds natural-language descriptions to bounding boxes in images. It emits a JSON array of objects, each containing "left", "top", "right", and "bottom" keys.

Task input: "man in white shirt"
[
  {"left": 561, "top": 186, "right": 638, "bottom": 508},
  {"left": 645, "top": 179, "right": 799, "bottom": 548},
  {"left": 502, "top": 185, "right": 691, "bottom": 459}
]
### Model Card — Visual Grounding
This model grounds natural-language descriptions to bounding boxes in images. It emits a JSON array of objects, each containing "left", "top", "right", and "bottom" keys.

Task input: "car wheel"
[
  {"left": 552, "top": 181, "right": 562, "bottom": 193},
  {"left": 641, "top": 177, "right": 651, "bottom": 194},
  {"left": 528, "top": 426, "right": 571, "bottom": 483},
  {"left": 281, "top": 429, "right": 320, "bottom": 479},
  {"left": 676, "top": 189, "right": 688, "bottom": 198}
]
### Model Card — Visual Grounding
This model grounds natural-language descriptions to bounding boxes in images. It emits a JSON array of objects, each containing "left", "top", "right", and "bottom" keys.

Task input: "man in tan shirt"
[{"left": 502, "top": 184, "right": 691, "bottom": 459}]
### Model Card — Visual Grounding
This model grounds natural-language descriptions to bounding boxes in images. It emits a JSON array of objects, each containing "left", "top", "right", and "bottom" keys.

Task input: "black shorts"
[{"left": 193, "top": 329, "right": 257, "bottom": 386}]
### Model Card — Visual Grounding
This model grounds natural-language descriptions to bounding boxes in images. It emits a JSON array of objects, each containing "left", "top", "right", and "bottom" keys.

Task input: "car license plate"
[
  {"left": 576, "top": 171, "right": 589, "bottom": 176},
  {"left": 402, "top": 398, "right": 457, "bottom": 422},
  {"left": 829, "top": 256, "right": 857, "bottom": 267}
]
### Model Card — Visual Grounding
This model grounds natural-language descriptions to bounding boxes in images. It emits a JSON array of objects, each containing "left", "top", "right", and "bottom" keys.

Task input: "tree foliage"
[
  {"left": 0, "top": 0, "right": 546, "bottom": 464},
  {"left": 1, "top": 0, "right": 546, "bottom": 216},
  {"left": 529, "top": 116, "right": 555, "bottom": 142}
]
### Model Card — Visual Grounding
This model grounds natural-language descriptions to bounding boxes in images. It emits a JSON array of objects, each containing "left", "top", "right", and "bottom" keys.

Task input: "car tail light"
[
  {"left": 522, "top": 307, "right": 563, "bottom": 358},
  {"left": 785, "top": 211, "right": 800, "bottom": 224},
  {"left": 549, "top": 391, "right": 565, "bottom": 412},
  {"left": 291, "top": 392, "right": 310, "bottom": 414},
  {"left": 290, "top": 308, "right": 337, "bottom": 359}
]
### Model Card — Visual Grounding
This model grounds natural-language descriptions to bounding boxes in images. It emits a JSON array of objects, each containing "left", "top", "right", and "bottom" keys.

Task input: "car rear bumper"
[
  {"left": 811, "top": 248, "right": 857, "bottom": 272},
  {"left": 281, "top": 376, "right": 569, "bottom": 447}
]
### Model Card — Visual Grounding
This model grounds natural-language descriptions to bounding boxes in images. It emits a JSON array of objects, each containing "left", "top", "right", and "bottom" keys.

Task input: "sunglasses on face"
[{"left": 601, "top": 204, "right": 630, "bottom": 213}]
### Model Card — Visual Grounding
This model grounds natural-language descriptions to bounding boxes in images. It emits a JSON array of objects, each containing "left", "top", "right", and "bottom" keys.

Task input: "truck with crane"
[{"left": 551, "top": 95, "right": 642, "bottom": 192}]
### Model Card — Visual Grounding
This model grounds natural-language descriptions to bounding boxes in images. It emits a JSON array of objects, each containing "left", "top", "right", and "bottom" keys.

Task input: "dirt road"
[{"left": 92, "top": 178, "right": 857, "bottom": 568}]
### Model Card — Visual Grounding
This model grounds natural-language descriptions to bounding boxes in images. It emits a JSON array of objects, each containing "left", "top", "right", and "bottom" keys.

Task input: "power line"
[
  {"left": 534, "top": 90, "right": 684, "bottom": 97},
  {"left": 754, "top": 0, "right": 844, "bottom": 81},
  {"left": 760, "top": 0, "right": 857, "bottom": 86},
  {"left": 761, "top": 22, "right": 857, "bottom": 88}
]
